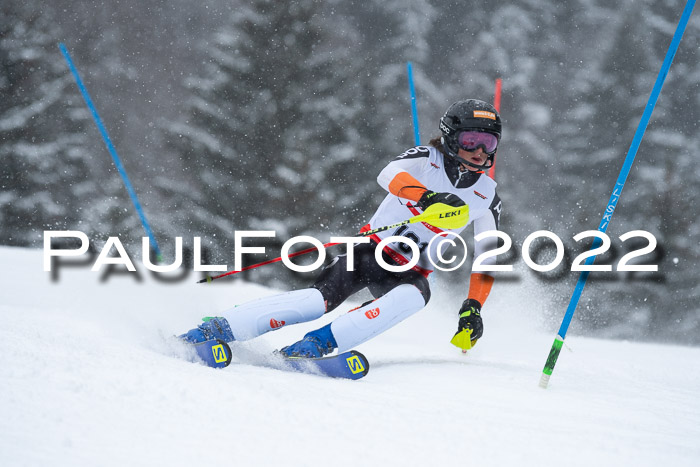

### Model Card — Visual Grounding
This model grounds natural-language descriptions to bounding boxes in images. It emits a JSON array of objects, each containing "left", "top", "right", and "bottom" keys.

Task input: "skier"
[{"left": 181, "top": 99, "right": 503, "bottom": 357}]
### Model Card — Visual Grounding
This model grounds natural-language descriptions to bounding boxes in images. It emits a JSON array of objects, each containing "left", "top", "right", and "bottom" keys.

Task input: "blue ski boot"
[
  {"left": 280, "top": 323, "right": 337, "bottom": 358},
  {"left": 180, "top": 317, "right": 235, "bottom": 344}
]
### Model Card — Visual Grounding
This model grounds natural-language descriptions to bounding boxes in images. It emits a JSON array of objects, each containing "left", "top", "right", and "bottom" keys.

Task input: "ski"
[
  {"left": 275, "top": 350, "right": 369, "bottom": 380},
  {"left": 191, "top": 338, "right": 233, "bottom": 369},
  {"left": 186, "top": 338, "right": 369, "bottom": 380}
]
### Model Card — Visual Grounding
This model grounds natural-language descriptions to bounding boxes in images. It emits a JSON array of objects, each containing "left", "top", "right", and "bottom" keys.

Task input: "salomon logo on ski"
[
  {"left": 346, "top": 355, "right": 365, "bottom": 374},
  {"left": 211, "top": 344, "right": 228, "bottom": 363},
  {"left": 190, "top": 339, "right": 232, "bottom": 369}
]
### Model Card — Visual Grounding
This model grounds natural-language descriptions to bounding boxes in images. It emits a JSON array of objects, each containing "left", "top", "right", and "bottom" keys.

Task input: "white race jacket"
[{"left": 364, "top": 145, "right": 502, "bottom": 275}]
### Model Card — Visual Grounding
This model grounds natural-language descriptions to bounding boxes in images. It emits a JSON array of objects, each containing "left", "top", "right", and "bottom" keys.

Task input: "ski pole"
[
  {"left": 59, "top": 43, "right": 163, "bottom": 262},
  {"left": 407, "top": 62, "right": 421, "bottom": 145},
  {"left": 358, "top": 202, "right": 468, "bottom": 236},
  {"left": 197, "top": 241, "right": 340, "bottom": 283},
  {"left": 489, "top": 78, "right": 502, "bottom": 180},
  {"left": 199, "top": 203, "right": 469, "bottom": 283},
  {"left": 539, "top": 0, "right": 696, "bottom": 389}
]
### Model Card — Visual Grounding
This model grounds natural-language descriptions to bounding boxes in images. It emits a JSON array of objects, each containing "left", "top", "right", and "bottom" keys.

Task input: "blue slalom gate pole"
[
  {"left": 407, "top": 62, "right": 421, "bottom": 145},
  {"left": 59, "top": 43, "right": 163, "bottom": 261},
  {"left": 539, "top": 0, "right": 696, "bottom": 388}
]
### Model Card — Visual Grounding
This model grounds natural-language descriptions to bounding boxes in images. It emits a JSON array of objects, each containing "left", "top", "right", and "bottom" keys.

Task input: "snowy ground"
[{"left": 1, "top": 245, "right": 699, "bottom": 467}]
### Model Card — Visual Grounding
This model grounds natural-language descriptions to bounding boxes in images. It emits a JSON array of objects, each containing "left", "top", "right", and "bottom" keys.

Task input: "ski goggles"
[{"left": 456, "top": 131, "right": 499, "bottom": 154}]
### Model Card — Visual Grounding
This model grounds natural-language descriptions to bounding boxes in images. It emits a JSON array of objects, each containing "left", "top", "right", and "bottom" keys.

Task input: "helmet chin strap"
[{"left": 455, "top": 154, "right": 494, "bottom": 171}]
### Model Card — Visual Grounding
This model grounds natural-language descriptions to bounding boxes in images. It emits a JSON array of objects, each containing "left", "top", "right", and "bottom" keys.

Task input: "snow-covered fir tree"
[{"left": 0, "top": 4, "right": 98, "bottom": 246}]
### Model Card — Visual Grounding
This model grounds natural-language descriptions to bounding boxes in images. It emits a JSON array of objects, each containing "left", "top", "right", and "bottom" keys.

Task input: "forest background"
[{"left": 1, "top": 0, "right": 698, "bottom": 344}]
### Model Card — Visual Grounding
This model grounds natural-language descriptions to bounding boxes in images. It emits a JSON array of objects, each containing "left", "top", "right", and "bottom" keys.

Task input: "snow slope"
[{"left": 1, "top": 245, "right": 699, "bottom": 467}]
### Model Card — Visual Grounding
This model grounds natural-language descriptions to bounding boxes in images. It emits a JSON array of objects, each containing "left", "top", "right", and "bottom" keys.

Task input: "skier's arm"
[
  {"left": 377, "top": 157, "right": 428, "bottom": 202},
  {"left": 455, "top": 192, "right": 502, "bottom": 346},
  {"left": 377, "top": 149, "right": 465, "bottom": 208},
  {"left": 469, "top": 191, "right": 502, "bottom": 305},
  {"left": 378, "top": 168, "right": 427, "bottom": 202}
]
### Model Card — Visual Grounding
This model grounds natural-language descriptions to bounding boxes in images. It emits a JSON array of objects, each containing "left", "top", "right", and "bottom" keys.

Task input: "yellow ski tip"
[
  {"left": 415, "top": 203, "right": 469, "bottom": 230},
  {"left": 450, "top": 328, "right": 473, "bottom": 351}
]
